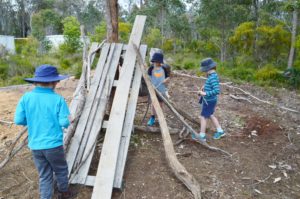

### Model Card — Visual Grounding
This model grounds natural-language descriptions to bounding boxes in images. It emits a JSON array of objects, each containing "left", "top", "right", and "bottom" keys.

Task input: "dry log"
[{"left": 133, "top": 43, "right": 202, "bottom": 199}]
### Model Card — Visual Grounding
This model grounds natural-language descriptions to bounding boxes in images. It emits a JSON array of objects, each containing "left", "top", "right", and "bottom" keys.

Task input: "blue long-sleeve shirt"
[
  {"left": 203, "top": 72, "right": 220, "bottom": 101},
  {"left": 14, "top": 87, "right": 70, "bottom": 150}
]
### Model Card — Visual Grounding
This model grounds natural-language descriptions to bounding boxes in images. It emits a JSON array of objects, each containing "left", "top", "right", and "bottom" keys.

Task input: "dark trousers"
[{"left": 32, "top": 145, "right": 69, "bottom": 199}]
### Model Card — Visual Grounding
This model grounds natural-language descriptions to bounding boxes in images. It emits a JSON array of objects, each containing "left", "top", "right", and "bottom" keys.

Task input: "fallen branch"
[
  {"left": 134, "top": 43, "right": 202, "bottom": 199},
  {"left": 173, "top": 71, "right": 299, "bottom": 114},
  {"left": 229, "top": 94, "right": 253, "bottom": 104},
  {"left": 0, "top": 128, "right": 28, "bottom": 169},
  {"left": 0, "top": 119, "right": 14, "bottom": 126}
]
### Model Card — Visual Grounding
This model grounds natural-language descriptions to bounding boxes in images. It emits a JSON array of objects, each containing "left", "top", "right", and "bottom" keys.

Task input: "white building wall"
[{"left": 0, "top": 35, "right": 16, "bottom": 54}]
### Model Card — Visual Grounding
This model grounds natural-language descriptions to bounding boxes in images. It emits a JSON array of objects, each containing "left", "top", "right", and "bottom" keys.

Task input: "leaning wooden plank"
[
  {"left": 133, "top": 43, "right": 201, "bottom": 199},
  {"left": 71, "top": 43, "right": 116, "bottom": 172},
  {"left": 113, "top": 44, "right": 147, "bottom": 189},
  {"left": 66, "top": 43, "right": 111, "bottom": 176},
  {"left": 71, "top": 43, "right": 124, "bottom": 184},
  {"left": 64, "top": 42, "right": 100, "bottom": 149},
  {"left": 91, "top": 15, "right": 147, "bottom": 199}
]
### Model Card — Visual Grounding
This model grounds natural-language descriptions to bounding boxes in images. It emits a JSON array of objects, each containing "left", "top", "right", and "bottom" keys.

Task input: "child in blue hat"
[
  {"left": 14, "top": 65, "right": 77, "bottom": 199},
  {"left": 193, "top": 58, "right": 225, "bottom": 142},
  {"left": 147, "top": 52, "right": 170, "bottom": 126}
]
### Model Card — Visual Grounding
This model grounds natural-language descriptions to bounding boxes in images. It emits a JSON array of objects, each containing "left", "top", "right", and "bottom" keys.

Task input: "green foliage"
[
  {"left": 0, "top": 64, "right": 9, "bottom": 80},
  {"left": 183, "top": 61, "right": 197, "bottom": 70},
  {"left": 90, "top": 22, "right": 106, "bottom": 42},
  {"left": 32, "top": 12, "right": 45, "bottom": 41},
  {"left": 62, "top": 16, "right": 81, "bottom": 53},
  {"left": 31, "top": 9, "right": 62, "bottom": 41},
  {"left": 162, "top": 39, "right": 174, "bottom": 52},
  {"left": 229, "top": 22, "right": 255, "bottom": 55},
  {"left": 257, "top": 25, "right": 290, "bottom": 61},
  {"left": 60, "top": 58, "right": 71, "bottom": 69},
  {"left": 230, "top": 67, "right": 255, "bottom": 81},
  {"left": 119, "top": 22, "right": 132, "bottom": 43},
  {"left": 15, "top": 37, "right": 39, "bottom": 56},
  {"left": 235, "top": 55, "right": 256, "bottom": 68},
  {"left": 144, "top": 28, "right": 162, "bottom": 48},
  {"left": 284, "top": 68, "right": 300, "bottom": 89},
  {"left": 230, "top": 23, "right": 290, "bottom": 64},
  {"left": 254, "top": 64, "right": 282, "bottom": 81}
]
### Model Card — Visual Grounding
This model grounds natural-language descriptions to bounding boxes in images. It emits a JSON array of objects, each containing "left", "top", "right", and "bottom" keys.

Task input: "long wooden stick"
[
  {"left": 133, "top": 43, "right": 202, "bottom": 199},
  {"left": 155, "top": 88, "right": 231, "bottom": 156}
]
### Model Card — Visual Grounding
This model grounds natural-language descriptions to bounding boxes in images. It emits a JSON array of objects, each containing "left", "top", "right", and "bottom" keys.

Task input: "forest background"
[{"left": 0, "top": 0, "right": 300, "bottom": 90}]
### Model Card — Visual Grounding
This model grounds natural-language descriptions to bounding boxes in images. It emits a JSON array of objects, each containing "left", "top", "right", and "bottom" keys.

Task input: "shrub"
[
  {"left": 254, "top": 64, "right": 282, "bottom": 81},
  {"left": 60, "top": 58, "right": 71, "bottom": 69},
  {"left": 229, "top": 67, "right": 255, "bottom": 81},
  {"left": 183, "top": 61, "right": 197, "bottom": 70}
]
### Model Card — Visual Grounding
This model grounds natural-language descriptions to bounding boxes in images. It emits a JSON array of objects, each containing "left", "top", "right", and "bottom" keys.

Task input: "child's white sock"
[
  {"left": 217, "top": 127, "right": 223, "bottom": 133},
  {"left": 199, "top": 132, "right": 206, "bottom": 137}
]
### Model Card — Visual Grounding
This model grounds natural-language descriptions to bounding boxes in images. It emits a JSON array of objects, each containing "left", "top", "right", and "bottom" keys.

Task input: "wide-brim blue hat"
[
  {"left": 200, "top": 58, "right": 216, "bottom": 72},
  {"left": 24, "top": 64, "right": 69, "bottom": 83},
  {"left": 151, "top": 52, "right": 164, "bottom": 63}
]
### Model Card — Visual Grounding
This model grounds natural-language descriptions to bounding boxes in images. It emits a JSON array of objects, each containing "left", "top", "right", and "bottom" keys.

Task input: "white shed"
[{"left": 0, "top": 35, "right": 16, "bottom": 54}]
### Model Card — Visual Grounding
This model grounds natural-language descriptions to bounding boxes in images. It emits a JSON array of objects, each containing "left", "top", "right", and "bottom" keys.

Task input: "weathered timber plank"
[
  {"left": 71, "top": 43, "right": 123, "bottom": 184},
  {"left": 66, "top": 43, "right": 110, "bottom": 176},
  {"left": 91, "top": 15, "right": 147, "bottom": 199},
  {"left": 71, "top": 43, "right": 116, "bottom": 173},
  {"left": 113, "top": 44, "right": 147, "bottom": 189}
]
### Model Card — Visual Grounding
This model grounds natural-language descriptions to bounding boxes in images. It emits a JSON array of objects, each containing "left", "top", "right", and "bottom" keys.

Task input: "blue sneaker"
[
  {"left": 198, "top": 134, "right": 207, "bottom": 142},
  {"left": 147, "top": 116, "right": 155, "bottom": 126},
  {"left": 213, "top": 131, "right": 225, "bottom": 140},
  {"left": 191, "top": 133, "right": 206, "bottom": 142},
  {"left": 191, "top": 133, "right": 197, "bottom": 140}
]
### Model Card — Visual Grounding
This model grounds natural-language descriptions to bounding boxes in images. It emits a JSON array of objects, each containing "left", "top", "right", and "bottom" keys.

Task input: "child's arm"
[
  {"left": 58, "top": 98, "right": 71, "bottom": 129},
  {"left": 205, "top": 76, "right": 220, "bottom": 97},
  {"left": 14, "top": 97, "right": 27, "bottom": 126}
]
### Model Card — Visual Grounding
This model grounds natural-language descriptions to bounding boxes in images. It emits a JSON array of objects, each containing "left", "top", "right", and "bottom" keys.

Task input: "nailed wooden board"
[
  {"left": 91, "top": 15, "right": 147, "bottom": 199},
  {"left": 113, "top": 44, "right": 147, "bottom": 189},
  {"left": 71, "top": 43, "right": 116, "bottom": 174},
  {"left": 70, "top": 43, "right": 124, "bottom": 184},
  {"left": 66, "top": 43, "right": 110, "bottom": 176}
]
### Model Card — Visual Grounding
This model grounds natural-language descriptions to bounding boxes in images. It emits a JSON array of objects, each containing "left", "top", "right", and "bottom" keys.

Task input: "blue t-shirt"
[
  {"left": 147, "top": 65, "right": 169, "bottom": 93},
  {"left": 203, "top": 72, "right": 220, "bottom": 101},
  {"left": 14, "top": 87, "right": 70, "bottom": 150}
]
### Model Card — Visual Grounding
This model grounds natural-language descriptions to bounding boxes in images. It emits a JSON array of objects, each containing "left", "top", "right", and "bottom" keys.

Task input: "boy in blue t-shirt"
[
  {"left": 194, "top": 58, "right": 225, "bottom": 142},
  {"left": 147, "top": 52, "right": 170, "bottom": 126},
  {"left": 14, "top": 65, "right": 77, "bottom": 199}
]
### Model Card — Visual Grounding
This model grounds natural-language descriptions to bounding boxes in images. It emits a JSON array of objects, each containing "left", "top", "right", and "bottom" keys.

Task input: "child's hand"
[{"left": 199, "top": 91, "right": 206, "bottom": 96}]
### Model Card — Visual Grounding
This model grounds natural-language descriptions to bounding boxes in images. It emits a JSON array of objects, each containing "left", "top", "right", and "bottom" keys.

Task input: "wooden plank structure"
[{"left": 64, "top": 15, "right": 147, "bottom": 198}]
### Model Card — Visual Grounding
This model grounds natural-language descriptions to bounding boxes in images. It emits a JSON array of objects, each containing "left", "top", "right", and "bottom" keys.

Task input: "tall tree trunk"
[
  {"left": 288, "top": 8, "right": 298, "bottom": 69},
  {"left": 105, "top": 0, "right": 119, "bottom": 42}
]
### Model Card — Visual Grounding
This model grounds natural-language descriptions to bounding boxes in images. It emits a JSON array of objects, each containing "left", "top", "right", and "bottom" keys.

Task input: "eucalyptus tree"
[{"left": 196, "top": 0, "right": 252, "bottom": 62}]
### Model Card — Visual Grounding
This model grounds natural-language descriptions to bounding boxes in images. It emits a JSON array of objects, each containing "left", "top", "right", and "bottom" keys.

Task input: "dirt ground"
[{"left": 0, "top": 71, "right": 300, "bottom": 199}]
